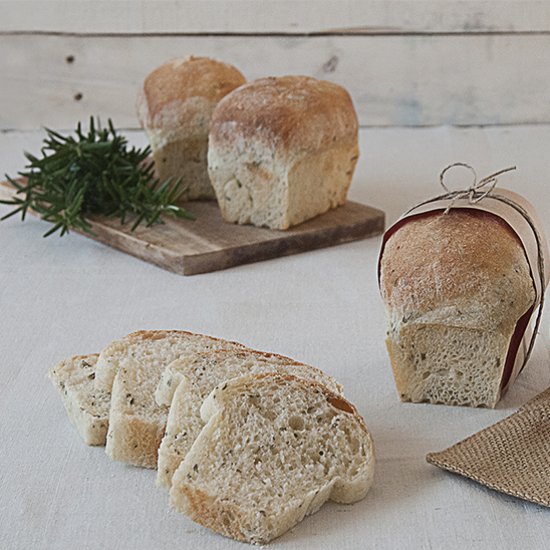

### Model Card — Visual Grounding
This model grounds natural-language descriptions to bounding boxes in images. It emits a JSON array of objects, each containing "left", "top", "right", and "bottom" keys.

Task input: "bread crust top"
[
  {"left": 138, "top": 56, "right": 246, "bottom": 130},
  {"left": 123, "top": 329, "right": 244, "bottom": 347},
  {"left": 209, "top": 75, "right": 358, "bottom": 154},
  {"left": 175, "top": 349, "right": 345, "bottom": 396},
  {"left": 380, "top": 209, "right": 535, "bottom": 328}
]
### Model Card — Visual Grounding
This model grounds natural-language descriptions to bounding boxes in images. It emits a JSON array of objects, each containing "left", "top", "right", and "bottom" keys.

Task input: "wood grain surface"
[
  {"left": 3, "top": 0, "right": 550, "bottom": 34},
  {"left": 0, "top": 180, "right": 384, "bottom": 275},
  {"left": 3, "top": 32, "right": 550, "bottom": 129}
]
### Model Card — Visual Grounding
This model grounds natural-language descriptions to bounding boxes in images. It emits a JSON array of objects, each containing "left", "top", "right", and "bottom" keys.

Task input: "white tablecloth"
[{"left": 1, "top": 126, "right": 549, "bottom": 550}]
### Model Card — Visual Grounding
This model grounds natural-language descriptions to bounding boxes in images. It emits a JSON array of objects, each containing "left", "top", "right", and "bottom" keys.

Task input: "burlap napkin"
[{"left": 426, "top": 387, "right": 550, "bottom": 507}]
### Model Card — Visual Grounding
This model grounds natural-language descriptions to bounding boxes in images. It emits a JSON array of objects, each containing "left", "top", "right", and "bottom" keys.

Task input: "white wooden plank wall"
[{"left": 1, "top": 0, "right": 550, "bottom": 129}]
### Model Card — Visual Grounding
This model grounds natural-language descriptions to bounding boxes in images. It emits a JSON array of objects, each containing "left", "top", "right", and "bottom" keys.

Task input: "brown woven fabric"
[{"left": 427, "top": 387, "right": 550, "bottom": 507}]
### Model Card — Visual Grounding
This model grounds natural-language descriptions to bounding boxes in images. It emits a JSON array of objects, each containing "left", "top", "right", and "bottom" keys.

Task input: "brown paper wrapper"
[
  {"left": 379, "top": 187, "right": 550, "bottom": 395},
  {"left": 426, "top": 387, "right": 550, "bottom": 507}
]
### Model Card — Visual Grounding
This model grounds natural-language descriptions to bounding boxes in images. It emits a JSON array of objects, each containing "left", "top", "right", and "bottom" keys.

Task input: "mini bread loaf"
[
  {"left": 137, "top": 56, "right": 246, "bottom": 200},
  {"left": 380, "top": 210, "right": 536, "bottom": 408},
  {"left": 208, "top": 76, "right": 359, "bottom": 229}
]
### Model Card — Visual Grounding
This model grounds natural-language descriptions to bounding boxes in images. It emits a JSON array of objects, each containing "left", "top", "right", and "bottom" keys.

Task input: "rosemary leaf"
[{"left": 1, "top": 117, "right": 195, "bottom": 237}]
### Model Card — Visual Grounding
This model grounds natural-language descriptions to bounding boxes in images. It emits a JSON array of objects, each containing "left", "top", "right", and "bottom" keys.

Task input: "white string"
[{"left": 439, "top": 163, "right": 517, "bottom": 214}]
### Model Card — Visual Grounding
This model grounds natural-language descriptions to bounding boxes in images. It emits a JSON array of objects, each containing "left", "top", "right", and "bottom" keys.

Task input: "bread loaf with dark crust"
[
  {"left": 208, "top": 75, "right": 359, "bottom": 229},
  {"left": 380, "top": 209, "right": 536, "bottom": 408},
  {"left": 137, "top": 56, "right": 246, "bottom": 200}
]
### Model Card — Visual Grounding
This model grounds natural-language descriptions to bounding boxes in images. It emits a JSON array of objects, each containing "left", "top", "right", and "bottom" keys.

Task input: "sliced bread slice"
[
  {"left": 48, "top": 354, "right": 110, "bottom": 446},
  {"left": 103, "top": 330, "right": 245, "bottom": 468},
  {"left": 95, "top": 330, "right": 246, "bottom": 392},
  {"left": 157, "top": 349, "right": 344, "bottom": 488},
  {"left": 170, "top": 373, "right": 374, "bottom": 544},
  {"left": 155, "top": 348, "right": 312, "bottom": 407}
]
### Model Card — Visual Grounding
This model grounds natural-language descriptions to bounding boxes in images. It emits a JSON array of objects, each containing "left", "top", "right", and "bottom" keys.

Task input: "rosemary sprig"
[{"left": 0, "top": 117, "right": 195, "bottom": 237}]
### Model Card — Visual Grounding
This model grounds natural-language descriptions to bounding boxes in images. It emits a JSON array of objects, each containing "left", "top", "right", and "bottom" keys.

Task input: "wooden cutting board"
[{"left": 0, "top": 180, "right": 384, "bottom": 275}]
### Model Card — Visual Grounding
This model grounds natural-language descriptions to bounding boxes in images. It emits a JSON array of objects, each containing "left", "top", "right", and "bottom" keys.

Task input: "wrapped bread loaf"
[
  {"left": 208, "top": 76, "right": 359, "bottom": 229},
  {"left": 379, "top": 187, "right": 547, "bottom": 408},
  {"left": 137, "top": 56, "right": 246, "bottom": 200}
]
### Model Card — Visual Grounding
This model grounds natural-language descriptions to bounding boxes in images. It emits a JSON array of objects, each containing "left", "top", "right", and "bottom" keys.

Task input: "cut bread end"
[
  {"left": 95, "top": 330, "right": 246, "bottom": 394},
  {"left": 208, "top": 143, "right": 357, "bottom": 231},
  {"left": 151, "top": 138, "right": 216, "bottom": 201},
  {"left": 169, "top": 373, "right": 374, "bottom": 544},
  {"left": 105, "top": 364, "right": 167, "bottom": 468},
  {"left": 48, "top": 354, "right": 110, "bottom": 446},
  {"left": 387, "top": 323, "right": 510, "bottom": 408},
  {"left": 154, "top": 348, "right": 343, "bottom": 408}
]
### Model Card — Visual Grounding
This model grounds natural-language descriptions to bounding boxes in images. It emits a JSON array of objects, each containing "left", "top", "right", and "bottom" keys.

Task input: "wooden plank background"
[
  {"left": 4, "top": 0, "right": 550, "bottom": 34},
  {"left": 2, "top": 0, "right": 550, "bottom": 129}
]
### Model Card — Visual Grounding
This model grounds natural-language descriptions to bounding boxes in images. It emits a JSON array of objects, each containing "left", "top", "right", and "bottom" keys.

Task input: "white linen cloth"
[{"left": 1, "top": 126, "right": 549, "bottom": 549}]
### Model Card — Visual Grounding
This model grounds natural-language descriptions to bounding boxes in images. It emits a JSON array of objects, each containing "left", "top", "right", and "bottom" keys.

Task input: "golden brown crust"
[
  {"left": 327, "top": 395, "right": 355, "bottom": 414},
  {"left": 127, "top": 329, "right": 194, "bottom": 341},
  {"left": 381, "top": 209, "right": 535, "bottom": 325},
  {"left": 209, "top": 75, "right": 358, "bottom": 154},
  {"left": 178, "top": 486, "right": 250, "bottom": 543},
  {"left": 139, "top": 56, "right": 246, "bottom": 129},
  {"left": 125, "top": 330, "right": 245, "bottom": 349},
  {"left": 204, "top": 347, "right": 302, "bottom": 364}
]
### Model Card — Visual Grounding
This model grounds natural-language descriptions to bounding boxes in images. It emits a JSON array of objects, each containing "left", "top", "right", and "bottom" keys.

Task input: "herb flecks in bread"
[
  {"left": 98, "top": 330, "right": 246, "bottom": 468},
  {"left": 170, "top": 373, "right": 374, "bottom": 544},
  {"left": 49, "top": 333, "right": 375, "bottom": 543},
  {"left": 156, "top": 349, "right": 344, "bottom": 489},
  {"left": 48, "top": 354, "right": 110, "bottom": 445},
  {"left": 380, "top": 209, "right": 536, "bottom": 408}
]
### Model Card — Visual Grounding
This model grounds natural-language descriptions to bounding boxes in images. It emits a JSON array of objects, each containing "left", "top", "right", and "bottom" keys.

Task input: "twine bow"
[{"left": 439, "top": 163, "right": 517, "bottom": 214}]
